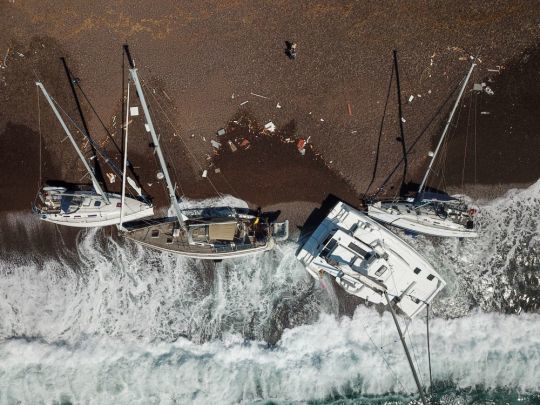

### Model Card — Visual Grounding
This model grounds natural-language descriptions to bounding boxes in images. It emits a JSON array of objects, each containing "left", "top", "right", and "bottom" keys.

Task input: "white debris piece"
[
  {"left": 144, "top": 123, "right": 150, "bottom": 132},
  {"left": 320, "top": 118, "right": 324, "bottom": 122},
  {"left": 276, "top": 102, "right": 281, "bottom": 109},
  {"left": 264, "top": 122, "right": 276, "bottom": 132},
  {"left": 228, "top": 140, "right": 237, "bottom": 152},
  {"left": 106, "top": 173, "right": 116, "bottom": 183},
  {"left": 480, "top": 111, "right": 490, "bottom": 115},
  {"left": 408, "top": 95, "right": 414, "bottom": 102},
  {"left": 428, "top": 151, "right": 434, "bottom": 157},
  {"left": 156, "top": 172, "right": 165, "bottom": 180},
  {"left": 130, "top": 106, "right": 139, "bottom": 116},
  {"left": 217, "top": 128, "right": 226, "bottom": 136},
  {"left": 202, "top": 170, "right": 208, "bottom": 178},
  {"left": 401, "top": 117, "right": 406, "bottom": 123},
  {"left": 215, "top": 168, "right": 221, "bottom": 174},
  {"left": 484, "top": 86, "right": 495, "bottom": 96},
  {"left": 473, "top": 83, "right": 483, "bottom": 92},
  {"left": 211, "top": 140, "right": 222, "bottom": 149},
  {"left": 240, "top": 100, "right": 249, "bottom": 106}
]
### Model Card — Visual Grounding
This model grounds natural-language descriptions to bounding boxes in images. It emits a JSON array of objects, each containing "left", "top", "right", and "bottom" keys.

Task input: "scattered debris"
[
  {"left": 16, "top": 52, "right": 24, "bottom": 58},
  {"left": 202, "top": 170, "right": 208, "bottom": 178},
  {"left": 162, "top": 90, "right": 172, "bottom": 102},
  {"left": 347, "top": 103, "right": 352, "bottom": 116},
  {"left": 211, "top": 140, "right": 222, "bottom": 149},
  {"left": 217, "top": 128, "right": 226, "bottom": 136},
  {"left": 1, "top": 48, "right": 9, "bottom": 68},
  {"left": 130, "top": 106, "right": 139, "bottom": 116},
  {"left": 106, "top": 173, "right": 116, "bottom": 183},
  {"left": 191, "top": 134, "right": 195, "bottom": 138},
  {"left": 484, "top": 86, "right": 495, "bottom": 96},
  {"left": 231, "top": 93, "right": 235, "bottom": 99},
  {"left": 214, "top": 168, "right": 221, "bottom": 174},
  {"left": 428, "top": 90, "right": 432, "bottom": 94},
  {"left": 228, "top": 140, "right": 238, "bottom": 152},
  {"left": 147, "top": 183, "right": 153, "bottom": 187},
  {"left": 250, "top": 92, "right": 269, "bottom": 99},
  {"left": 473, "top": 83, "right": 483, "bottom": 92},
  {"left": 320, "top": 118, "right": 324, "bottom": 122},
  {"left": 202, "top": 136, "right": 206, "bottom": 142},
  {"left": 240, "top": 100, "right": 249, "bottom": 106},
  {"left": 240, "top": 139, "right": 250, "bottom": 148},
  {"left": 276, "top": 102, "right": 282, "bottom": 109},
  {"left": 299, "top": 148, "right": 306, "bottom": 156},
  {"left": 408, "top": 95, "right": 414, "bottom": 103},
  {"left": 487, "top": 66, "right": 503, "bottom": 73},
  {"left": 296, "top": 138, "right": 306, "bottom": 150},
  {"left": 156, "top": 172, "right": 165, "bottom": 180},
  {"left": 329, "top": 160, "right": 333, "bottom": 164},
  {"left": 144, "top": 123, "right": 150, "bottom": 132},
  {"left": 264, "top": 121, "right": 276, "bottom": 132},
  {"left": 428, "top": 151, "right": 434, "bottom": 157},
  {"left": 401, "top": 117, "right": 406, "bottom": 123},
  {"left": 480, "top": 111, "right": 491, "bottom": 115},
  {"left": 351, "top": 130, "right": 357, "bottom": 134}
]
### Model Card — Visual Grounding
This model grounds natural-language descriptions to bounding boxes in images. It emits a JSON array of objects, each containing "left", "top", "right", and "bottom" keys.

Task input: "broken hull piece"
[
  {"left": 33, "top": 187, "right": 154, "bottom": 228},
  {"left": 296, "top": 201, "right": 445, "bottom": 319},
  {"left": 367, "top": 199, "right": 478, "bottom": 238},
  {"left": 122, "top": 209, "right": 289, "bottom": 260}
]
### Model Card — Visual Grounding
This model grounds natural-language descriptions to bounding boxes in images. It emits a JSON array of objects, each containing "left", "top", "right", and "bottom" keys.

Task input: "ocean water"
[{"left": 0, "top": 181, "right": 539, "bottom": 404}]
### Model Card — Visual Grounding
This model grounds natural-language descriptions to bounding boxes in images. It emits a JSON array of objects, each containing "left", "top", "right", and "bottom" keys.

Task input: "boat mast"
[
  {"left": 417, "top": 60, "right": 477, "bottom": 195},
  {"left": 35, "top": 82, "right": 110, "bottom": 204},
  {"left": 126, "top": 56, "right": 186, "bottom": 230},
  {"left": 384, "top": 291, "right": 428, "bottom": 405},
  {"left": 119, "top": 80, "right": 131, "bottom": 228}
]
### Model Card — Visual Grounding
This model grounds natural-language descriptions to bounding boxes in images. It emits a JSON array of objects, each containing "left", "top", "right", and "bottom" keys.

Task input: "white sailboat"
[
  {"left": 367, "top": 60, "right": 479, "bottom": 238},
  {"left": 297, "top": 201, "right": 446, "bottom": 319},
  {"left": 32, "top": 81, "right": 154, "bottom": 228},
  {"left": 120, "top": 51, "right": 288, "bottom": 259}
]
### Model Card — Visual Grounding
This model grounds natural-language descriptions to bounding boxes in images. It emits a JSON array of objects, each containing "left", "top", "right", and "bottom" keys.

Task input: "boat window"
[
  {"left": 82, "top": 199, "right": 91, "bottom": 207},
  {"left": 117, "top": 202, "right": 122, "bottom": 208},
  {"left": 348, "top": 242, "right": 368, "bottom": 257},
  {"left": 350, "top": 223, "right": 359, "bottom": 233},
  {"left": 413, "top": 267, "right": 421, "bottom": 274},
  {"left": 151, "top": 230, "right": 160, "bottom": 238},
  {"left": 166, "top": 237, "right": 173, "bottom": 244},
  {"left": 375, "top": 265, "right": 387, "bottom": 276},
  {"left": 94, "top": 201, "right": 101, "bottom": 207},
  {"left": 88, "top": 214, "right": 97, "bottom": 218},
  {"left": 427, "top": 274, "right": 435, "bottom": 281}
]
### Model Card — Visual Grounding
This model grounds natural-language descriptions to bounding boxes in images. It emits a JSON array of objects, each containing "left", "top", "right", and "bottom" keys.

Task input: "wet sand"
[{"left": 1, "top": 1, "right": 539, "bottom": 248}]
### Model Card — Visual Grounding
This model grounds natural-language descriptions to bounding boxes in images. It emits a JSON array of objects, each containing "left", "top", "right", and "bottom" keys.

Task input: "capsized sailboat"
[
  {"left": 297, "top": 201, "right": 445, "bottom": 319},
  {"left": 367, "top": 59, "right": 479, "bottom": 238},
  {"left": 32, "top": 81, "right": 154, "bottom": 228},
  {"left": 120, "top": 50, "right": 288, "bottom": 259}
]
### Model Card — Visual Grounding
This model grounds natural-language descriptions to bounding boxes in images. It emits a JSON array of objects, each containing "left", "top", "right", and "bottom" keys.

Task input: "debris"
[
  {"left": 202, "top": 170, "right": 208, "bottom": 178},
  {"left": 347, "top": 103, "right": 352, "bottom": 116},
  {"left": 217, "top": 128, "right": 226, "bottom": 136},
  {"left": 264, "top": 122, "right": 276, "bottom": 132},
  {"left": 106, "top": 173, "right": 116, "bottom": 183},
  {"left": 211, "top": 140, "right": 222, "bottom": 149},
  {"left": 228, "top": 140, "right": 238, "bottom": 152},
  {"left": 417, "top": 94, "right": 421, "bottom": 98},
  {"left": 215, "top": 168, "right": 221, "bottom": 174},
  {"left": 276, "top": 102, "right": 282, "bottom": 109},
  {"left": 202, "top": 136, "right": 206, "bottom": 142},
  {"left": 16, "top": 52, "right": 24, "bottom": 58},
  {"left": 156, "top": 172, "right": 165, "bottom": 180},
  {"left": 144, "top": 123, "right": 150, "bottom": 132},
  {"left": 130, "top": 106, "right": 139, "bottom": 116},
  {"left": 428, "top": 90, "right": 432, "bottom": 94},
  {"left": 480, "top": 111, "right": 490, "bottom": 115},
  {"left": 320, "top": 118, "right": 324, "bottom": 122},
  {"left": 351, "top": 130, "right": 357, "bottom": 134},
  {"left": 240, "top": 100, "right": 249, "bottom": 106},
  {"left": 459, "top": 56, "right": 467, "bottom": 61},
  {"left": 329, "top": 160, "right": 333, "bottom": 164},
  {"left": 191, "top": 134, "right": 195, "bottom": 138},
  {"left": 1, "top": 47, "right": 9, "bottom": 68},
  {"left": 306, "top": 136, "right": 311, "bottom": 143},
  {"left": 484, "top": 86, "right": 494, "bottom": 96},
  {"left": 250, "top": 92, "right": 270, "bottom": 99},
  {"left": 487, "top": 66, "right": 502, "bottom": 73},
  {"left": 473, "top": 83, "right": 483, "bottom": 92},
  {"left": 408, "top": 95, "right": 414, "bottom": 103},
  {"left": 308, "top": 112, "right": 312, "bottom": 115},
  {"left": 240, "top": 139, "right": 250, "bottom": 148},
  {"left": 296, "top": 138, "right": 306, "bottom": 151},
  {"left": 401, "top": 117, "right": 406, "bottom": 123},
  {"left": 299, "top": 148, "right": 306, "bottom": 156},
  {"left": 147, "top": 183, "right": 153, "bottom": 187},
  {"left": 162, "top": 90, "right": 172, "bottom": 101},
  {"left": 428, "top": 151, "right": 434, "bottom": 157}
]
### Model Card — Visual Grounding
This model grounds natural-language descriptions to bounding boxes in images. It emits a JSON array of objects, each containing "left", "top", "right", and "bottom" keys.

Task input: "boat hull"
[{"left": 367, "top": 203, "right": 478, "bottom": 238}]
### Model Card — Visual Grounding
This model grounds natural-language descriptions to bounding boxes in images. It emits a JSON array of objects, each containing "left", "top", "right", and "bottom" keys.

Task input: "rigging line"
[
  {"left": 474, "top": 89, "right": 478, "bottom": 185},
  {"left": 35, "top": 85, "right": 43, "bottom": 202},
  {"left": 461, "top": 88, "right": 473, "bottom": 192},
  {"left": 50, "top": 96, "right": 124, "bottom": 179},
  {"left": 360, "top": 321, "right": 408, "bottom": 393},
  {"left": 405, "top": 320, "right": 426, "bottom": 389},
  {"left": 140, "top": 75, "right": 225, "bottom": 198},
  {"left": 426, "top": 303, "right": 433, "bottom": 395}
]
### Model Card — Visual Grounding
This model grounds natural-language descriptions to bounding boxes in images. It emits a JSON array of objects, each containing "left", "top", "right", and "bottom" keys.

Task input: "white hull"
[
  {"left": 36, "top": 190, "right": 154, "bottom": 228},
  {"left": 367, "top": 202, "right": 478, "bottom": 238},
  {"left": 297, "top": 202, "right": 445, "bottom": 319}
]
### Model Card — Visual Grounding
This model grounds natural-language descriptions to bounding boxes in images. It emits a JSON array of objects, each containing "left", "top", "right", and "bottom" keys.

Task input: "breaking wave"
[{"left": 0, "top": 181, "right": 539, "bottom": 403}]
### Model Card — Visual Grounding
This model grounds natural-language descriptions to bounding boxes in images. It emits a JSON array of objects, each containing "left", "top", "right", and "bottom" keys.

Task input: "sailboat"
[
  {"left": 367, "top": 60, "right": 479, "bottom": 238},
  {"left": 32, "top": 81, "right": 154, "bottom": 228},
  {"left": 296, "top": 200, "right": 441, "bottom": 404},
  {"left": 120, "top": 50, "right": 288, "bottom": 259},
  {"left": 297, "top": 201, "right": 445, "bottom": 319}
]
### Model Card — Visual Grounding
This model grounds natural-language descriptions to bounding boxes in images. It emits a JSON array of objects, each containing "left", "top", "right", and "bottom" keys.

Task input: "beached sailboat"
[
  {"left": 297, "top": 201, "right": 445, "bottom": 319},
  {"left": 297, "top": 201, "right": 442, "bottom": 404},
  {"left": 367, "top": 60, "right": 479, "bottom": 238},
  {"left": 32, "top": 82, "right": 154, "bottom": 228},
  {"left": 120, "top": 52, "right": 288, "bottom": 259}
]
